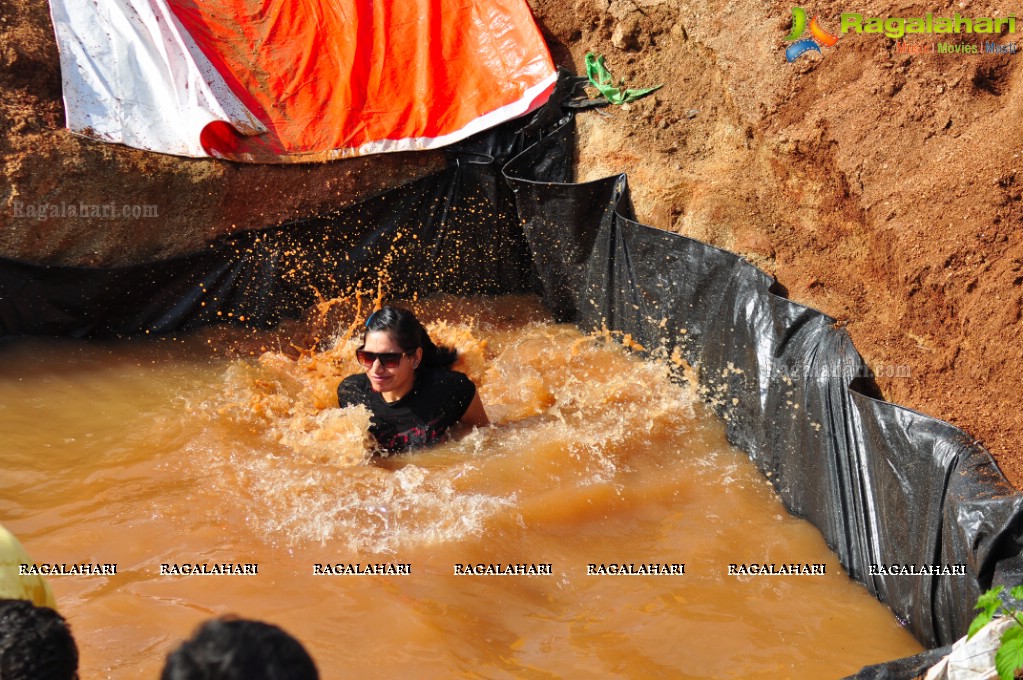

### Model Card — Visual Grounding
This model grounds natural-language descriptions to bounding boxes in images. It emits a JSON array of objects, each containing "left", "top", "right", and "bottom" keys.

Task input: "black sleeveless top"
[{"left": 337, "top": 368, "right": 476, "bottom": 453}]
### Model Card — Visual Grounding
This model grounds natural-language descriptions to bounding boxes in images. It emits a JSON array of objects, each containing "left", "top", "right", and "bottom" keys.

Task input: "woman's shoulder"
[
  {"left": 417, "top": 368, "right": 476, "bottom": 410},
  {"left": 337, "top": 372, "right": 372, "bottom": 406}
]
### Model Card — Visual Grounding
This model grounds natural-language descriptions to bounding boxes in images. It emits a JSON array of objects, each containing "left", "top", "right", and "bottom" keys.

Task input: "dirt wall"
[
  {"left": 529, "top": 0, "right": 1023, "bottom": 487},
  {"left": 0, "top": 0, "right": 444, "bottom": 267}
]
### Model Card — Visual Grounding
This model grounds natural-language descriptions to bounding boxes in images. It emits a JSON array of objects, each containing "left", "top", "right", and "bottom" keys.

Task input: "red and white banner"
[{"left": 50, "top": 0, "right": 557, "bottom": 163}]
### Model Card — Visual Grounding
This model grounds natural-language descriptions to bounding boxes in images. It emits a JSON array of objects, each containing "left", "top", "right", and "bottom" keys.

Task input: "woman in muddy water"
[{"left": 337, "top": 306, "right": 489, "bottom": 453}]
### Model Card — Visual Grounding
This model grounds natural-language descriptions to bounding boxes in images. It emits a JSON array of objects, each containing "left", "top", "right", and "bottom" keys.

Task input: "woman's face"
[{"left": 362, "top": 330, "right": 421, "bottom": 399}]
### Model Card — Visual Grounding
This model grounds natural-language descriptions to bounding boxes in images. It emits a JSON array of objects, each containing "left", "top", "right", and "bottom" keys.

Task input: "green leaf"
[
  {"left": 978, "top": 586, "right": 1007, "bottom": 613},
  {"left": 970, "top": 587, "right": 1007, "bottom": 640},
  {"left": 1010, "top": 585, "right": 1023, "bottom": 603},
  {"left": 969, "top": 610, "right": 995, "bottom": 640},
  {"left": 995, "top": 626, "right": 1023, "bottom": 680}
]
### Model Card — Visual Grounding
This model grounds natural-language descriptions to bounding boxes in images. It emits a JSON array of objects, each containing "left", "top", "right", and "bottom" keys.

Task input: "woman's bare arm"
[{"left": 459, "top": 391, "right": 490, "bottom": 428}]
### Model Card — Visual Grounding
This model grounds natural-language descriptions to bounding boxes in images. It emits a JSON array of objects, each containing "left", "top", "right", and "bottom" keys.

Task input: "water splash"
[{"left": 186, "top": 295, "right": 697, "bottom": 553}]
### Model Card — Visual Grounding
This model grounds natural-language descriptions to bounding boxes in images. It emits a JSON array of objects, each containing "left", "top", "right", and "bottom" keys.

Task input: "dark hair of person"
[
  {"left": 160, "top": 616, "right": 319, "bottom": 680},
  {"left": 0, "top": 598, "right": 79, "bottom": 680},
  {"left": 364, "top": 305, "right": 457, "bottom": 369}
]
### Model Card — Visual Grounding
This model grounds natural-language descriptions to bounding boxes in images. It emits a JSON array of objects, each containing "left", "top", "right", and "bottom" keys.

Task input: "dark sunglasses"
[{"left": 355, "top": 347, "right": 413, "bottom": 369}]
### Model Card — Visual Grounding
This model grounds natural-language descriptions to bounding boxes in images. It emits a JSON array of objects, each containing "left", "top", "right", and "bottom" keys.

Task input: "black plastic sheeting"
[
  {"left": 846, "top": 646, "right": 951, "bottom": 680},
  {"left": 0, "top": 166, "right": 536, "bottom": 336},
  {"left": 502, "top": 116, "right": 1023, "bottom": 654},
  {"left": 3, "top": 75, "right": 1023, "bottom": 672},
  {"left": 0, "top": 112, "right": 550, "bottom": 336}
]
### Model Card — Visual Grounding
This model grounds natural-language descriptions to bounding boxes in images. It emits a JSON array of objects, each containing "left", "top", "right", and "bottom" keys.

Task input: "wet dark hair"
[
  {"left": 160, "top": 616, "right": 318, "bottom": 680},
  {"left": 364, "top": 306, "right": 457, "bottom": 369},
  {"left": 0, "top": 599, "right": 79, "bottom": 680}
]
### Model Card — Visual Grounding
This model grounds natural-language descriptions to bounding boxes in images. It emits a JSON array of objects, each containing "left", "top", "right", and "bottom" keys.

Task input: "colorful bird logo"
[{"left": 785, "top": 7, "right": 840, "bottom": 62}]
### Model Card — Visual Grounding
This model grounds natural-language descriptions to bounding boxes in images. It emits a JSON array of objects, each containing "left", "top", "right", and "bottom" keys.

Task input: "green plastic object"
[
  {"left": 585, "top": 53, "right": 663, "bottom": 105},
  {"left": 786, "top": 7, "right": 808, "bottom": 41}
]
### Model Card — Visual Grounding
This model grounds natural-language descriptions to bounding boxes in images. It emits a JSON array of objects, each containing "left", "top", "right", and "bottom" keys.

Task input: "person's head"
[
  {"left": 0, "top": 599, "right": 79, "bottom": 680},
  {"left": 160, "top": 616, "right": 318, "bottom": 680},
  {"left": 357, "top": 306, "right": 456, "bottom": 396}
]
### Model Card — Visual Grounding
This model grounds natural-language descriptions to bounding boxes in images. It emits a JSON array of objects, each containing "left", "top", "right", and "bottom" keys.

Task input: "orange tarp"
[{"left": 170, "top": 0, "right": 557, "bottom": 161}]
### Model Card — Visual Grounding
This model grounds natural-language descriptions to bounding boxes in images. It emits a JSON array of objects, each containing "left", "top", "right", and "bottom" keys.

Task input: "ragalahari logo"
[{"left": 785, "top": 7, "right": 841, "bottom": 62}]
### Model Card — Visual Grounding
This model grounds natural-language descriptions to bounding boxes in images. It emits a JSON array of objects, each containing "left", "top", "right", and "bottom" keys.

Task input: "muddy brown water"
[{"left": 1, "top": 295, "right": 922, "bottom": 678}]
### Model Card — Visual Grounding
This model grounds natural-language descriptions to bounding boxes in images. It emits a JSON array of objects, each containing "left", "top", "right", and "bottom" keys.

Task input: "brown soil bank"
[
  {"left": 531, "top": 0, "right": 1023, "bottom": 487},
  {"left": 0, "top": 0, "right": 443, "bottom": 266},
  {"left": 3, "top": 1, "right": 1022, "bottom": 486}
]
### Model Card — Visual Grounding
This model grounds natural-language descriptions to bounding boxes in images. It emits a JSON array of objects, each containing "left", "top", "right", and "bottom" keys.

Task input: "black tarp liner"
[
  {"left": 845, "top": 646, "right": 951, "bottom": 680},
  {"left": 0, "top": 165, "right": 533, "bottom": 336},
  {"left": 2, "top": 75, "right": 1022, "bottom": 671},
  {"left": 0, "top": 75, "right": 584, "bottom": 338},
  {"left": 502, "top": 117, "right": 1023, "bottom": 654}
]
